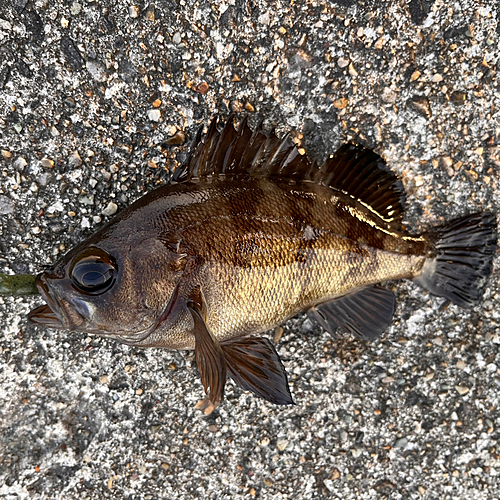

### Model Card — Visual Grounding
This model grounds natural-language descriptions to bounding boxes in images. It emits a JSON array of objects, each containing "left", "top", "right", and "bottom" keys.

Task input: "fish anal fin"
[
  {"left": 187, "top": 288, "right": 226, "bottom": 406},
  {"left": 221, "top": 336, "right": 294, "bottom": 405},
  {"left": 308, "top": 286, "right": 395, "bottom": 341}
]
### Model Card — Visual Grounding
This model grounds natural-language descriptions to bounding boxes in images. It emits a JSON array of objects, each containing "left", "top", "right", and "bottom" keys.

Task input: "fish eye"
[{"left": 70, "top": 248, "right": 117, "bottom": 294}]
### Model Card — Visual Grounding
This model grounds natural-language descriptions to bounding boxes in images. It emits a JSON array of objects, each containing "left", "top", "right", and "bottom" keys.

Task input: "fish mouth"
[
  {"left": 28, "top": 274, "right": 84, "bottom": 330},
  {"left": 28, "top": 303, "right": 64, "bottom": 328}
]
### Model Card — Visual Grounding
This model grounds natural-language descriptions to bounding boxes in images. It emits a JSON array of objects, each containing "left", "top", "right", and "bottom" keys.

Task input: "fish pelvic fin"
[
  {"left": 415, "top": 213, "right": 497, "bottom": 307},
  {"left": 188, "top": 288, "right": 227, "bottom": 406},
  {"left": 221, "top": 337, "right": 294, "bottom": 405},
  {"left": 175, "top": 117, "right": 406, "bottom": 226},
  {"left": 308, "top": 286, "right": 396, "bottom": 341},
  {"left": 188, "top": 286, "right": 293, "bottom": 405}
]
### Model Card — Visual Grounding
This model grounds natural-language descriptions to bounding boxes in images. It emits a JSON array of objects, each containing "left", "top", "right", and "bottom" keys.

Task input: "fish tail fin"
[{"left": 415, "top": 213, "right": 497, "bottom": 307}]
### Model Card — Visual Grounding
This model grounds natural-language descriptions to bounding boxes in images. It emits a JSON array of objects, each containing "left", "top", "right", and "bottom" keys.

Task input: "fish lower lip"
[
  {"left": 28, "top": 304, "right": 64, "bottom": 328},
  {"left": 28, "top": 274, "right": 71, "bottom": 329}
]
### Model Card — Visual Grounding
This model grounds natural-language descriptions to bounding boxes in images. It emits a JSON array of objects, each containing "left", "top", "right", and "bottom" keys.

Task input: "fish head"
[{"left": 28, "top": 225, "right": 188, "bottom": 345}]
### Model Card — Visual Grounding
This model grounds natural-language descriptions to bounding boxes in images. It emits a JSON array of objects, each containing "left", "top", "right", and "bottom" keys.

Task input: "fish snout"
[{"left": 28, "top": 273, "right": 85, "bottom": 330}]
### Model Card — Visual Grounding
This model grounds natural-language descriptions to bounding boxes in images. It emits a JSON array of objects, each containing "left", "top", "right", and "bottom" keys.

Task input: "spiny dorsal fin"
[{"left": 174, "top": 116, "right": 406, "bottom": 224}]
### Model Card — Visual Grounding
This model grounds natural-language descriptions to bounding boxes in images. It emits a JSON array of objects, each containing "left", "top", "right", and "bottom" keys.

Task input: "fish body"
[{"left": 29, "top": 117, "right": 497, "bottom": 405}]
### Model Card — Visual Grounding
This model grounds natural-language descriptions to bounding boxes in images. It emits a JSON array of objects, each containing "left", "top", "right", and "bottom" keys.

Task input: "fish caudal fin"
[{"left": 415, "top": 213, "right": 497, "bottom": 307}]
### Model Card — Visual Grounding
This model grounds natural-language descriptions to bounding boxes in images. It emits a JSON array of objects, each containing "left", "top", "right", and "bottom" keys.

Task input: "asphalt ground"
[{"left": 1, "top": 1, "right": 500, "bottom": 499}]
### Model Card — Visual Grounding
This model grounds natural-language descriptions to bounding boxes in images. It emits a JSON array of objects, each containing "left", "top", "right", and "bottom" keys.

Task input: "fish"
[{"left": 28, "top": 116, "right": 497, "bottom": 406}]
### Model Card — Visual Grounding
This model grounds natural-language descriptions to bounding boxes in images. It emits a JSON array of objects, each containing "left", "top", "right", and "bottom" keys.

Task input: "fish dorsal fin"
[
  {"left": 173, "top": 115, "right": 312, "bottom": 183},
  {"left": 315, "top": 144, "right": 406, "bottom": 224},
  {"left": 174, "top": 117, "right": 406, "bottom": 224}
]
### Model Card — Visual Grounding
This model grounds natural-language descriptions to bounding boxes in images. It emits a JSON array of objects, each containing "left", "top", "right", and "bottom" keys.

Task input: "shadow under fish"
[{"left": 28, "top": 116, "right": 497, "bottom": 407}]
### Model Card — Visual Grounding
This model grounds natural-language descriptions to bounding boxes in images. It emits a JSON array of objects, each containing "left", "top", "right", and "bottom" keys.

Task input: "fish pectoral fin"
[
  {"left": 308, "top": 286, "right": 396, "bottom": 341},
  {"left": 187, "top": 292, "right": 227, "bottom": 406},
  {"left": 221, "top": 337, "right": 294, "bottom": 405}
]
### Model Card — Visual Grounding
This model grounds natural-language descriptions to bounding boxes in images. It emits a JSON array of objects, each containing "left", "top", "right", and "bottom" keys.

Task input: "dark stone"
[
  {"left": 118, "top": 58, "right": 138, "bottom": 82},
  {"left": 0, "top": 65, "right": 11, "bottom": 88},
  {"left": 13, "top": 0, "right": 28, "bottom": 13},
  {"left": 407, "top": 0, "right": 435, "bottom": 25},
  {"left": 103, "top": 15, "right": 116, "bottom": 33},
  {"left": 405, "top": 390, "right": 427, "bottom": 407},
  {"left": 17, "top": 59, "right": 33, "bottom": 78},
  {"left": 354, "top": 430, "right": 364, "bottom": 444},
  {"left": 19, "top": 3, "right": 45, "bottom": 42},
  {"left": 329, "top": 0, "right": 359, "bottom": 6},
  {"left": 109, "top": 375, "right": 130, "bottom": 391},
  {"left": 443, "top": 26, "right": 468, "bottom": 41},
  {"left": 375, "top": 480, "right": 396, "bottom": 494},
  {"left": 450, "top": 90, "right": 466, "bottom": 104},
  {"left": 60, "top": 36, "right": 85, "bottom": 71}
]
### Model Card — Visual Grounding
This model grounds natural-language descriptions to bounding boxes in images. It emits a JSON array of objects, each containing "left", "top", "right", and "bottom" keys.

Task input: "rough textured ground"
[{"left": 1, "top": 0, "right": 500, "bottom": 499}]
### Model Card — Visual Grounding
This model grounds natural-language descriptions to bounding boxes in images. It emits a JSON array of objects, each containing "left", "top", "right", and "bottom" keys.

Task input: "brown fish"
[{"left": 29, "top": 117, "right": 497, "bottom": 406}]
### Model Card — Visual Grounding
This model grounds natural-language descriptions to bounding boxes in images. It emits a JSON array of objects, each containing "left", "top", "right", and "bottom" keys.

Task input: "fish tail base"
[{"left": 415, "top": 213, "right": 497, "bottom": 307}]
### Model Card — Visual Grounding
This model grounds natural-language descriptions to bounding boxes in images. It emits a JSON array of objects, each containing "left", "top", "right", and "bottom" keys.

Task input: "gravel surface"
[{"left": 1, "top": 1, "right": 500, "bottom": 499}]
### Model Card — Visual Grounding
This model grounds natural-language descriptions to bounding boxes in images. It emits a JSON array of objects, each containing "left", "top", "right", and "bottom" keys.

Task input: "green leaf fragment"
[{"left": 0, "top": 273, "right": 39, "bottom": 296}]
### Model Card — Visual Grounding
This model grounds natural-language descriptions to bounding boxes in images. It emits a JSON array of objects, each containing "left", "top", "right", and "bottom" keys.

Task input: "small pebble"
[
  {"left": 409, "top": 96, "right": 432, "bottom": 118},
  {"left": 410, "top": 70, "right": 421, "bottom": 82},
  {"left": 79, "top": 194, "right": 94, "bottom": 206},
  {"left": 86, "top": 60, "right": 107, "bottom": 82},
  {"left": 450, "top": 91, "right": 466, "bottom": 104},
  {"left": 147, "top": 109, "right": 161, "bottom": 122},
  {"left": 382, "top": 87, "right": 397, "bottom": 103},
  {"left": 1, "top": 149, "right": 12, "bottom": 160},
  {"left": 0, "top": 195, "right": 15, "bottom": 215},
  {"left": 195, "top": 82, "right": 209, "bottom": 95},
  {"left": 276, "top": 438, "right": 288, "bottom": 451},
  {"left": 14, "top": 157, "right": 27, "bottom": 170},
  {"left": 68, "top": 150, "right": 82, "bottom": 167},
  {"left": 394, "top": 437, "right": 408, "bottom": 448},
  {"left": 258, "top": 12, "right": 270, "bottom": 25},
  {"left": 455, "top": 386, "right": 470, "bottom": 396},
  {"left": 70, "top": 2, "right": 82, "bottom": 15},
  {"left": 102, "top": 201, "right": 118, "bottom": 216},
  {"left": 167, "top": 130, "right": 186, "bottom": 146},
  {"left": 0, "top": 18, "right": 12, "bottom": 30},
  {"left": 333, "top": 97, "right": 349, "bottom": 109},
  {"left": 129, "top": 5, "right": 140, "bottom": 18},
  {"left": 260, "top": 437, "right": 270, "bottom": 446},
  {"left": 338, "top": 57, "right": 349, "bottom": 68},
  {"left": 301, "top": 318, "right": 313, "bottom": 333},
  {"left": 41, "top": 158, "right": 54, "bottom": 168}
]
